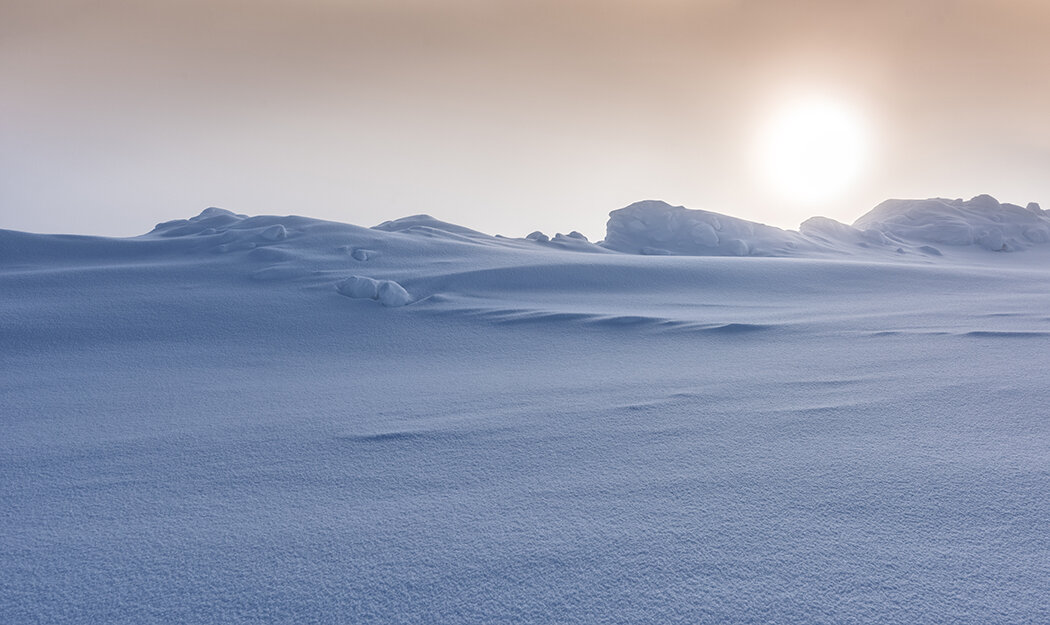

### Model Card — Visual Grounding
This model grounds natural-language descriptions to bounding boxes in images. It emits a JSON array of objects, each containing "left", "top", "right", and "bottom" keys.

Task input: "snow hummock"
[
  {"left": 601, "top": 200, "right": 816, "bottom": 256},
  {"left": 337, "top": 276, "right": 412, "bottom": 307},
  {"left": 851, "top": 194, "right": 1050, "bottom": 251},
  {"left": 372, "top": 213, "right": 492, "bottom": 241}
]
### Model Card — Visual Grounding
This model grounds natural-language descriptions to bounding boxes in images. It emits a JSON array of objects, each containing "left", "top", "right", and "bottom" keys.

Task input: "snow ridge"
[
  {"left": 852, "top": 195, "right": 1050, "bottom": 251},
  {"left": 601, "top": 195, "right": 1049, "bottom": 258},
  {"left": 601, "top": 200, "right": 816, "bottom": 256}
]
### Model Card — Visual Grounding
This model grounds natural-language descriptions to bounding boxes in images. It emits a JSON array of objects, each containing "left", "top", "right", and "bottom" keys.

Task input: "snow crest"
[
  {"left": 602, "top": 196, "right": 1050, "bottom": 258},
  {"left": 853, "top": 195, "right": 1050, "bottom": 252},
  {"left": 600, "top": 200, "right": 814, "bottom": 256}
]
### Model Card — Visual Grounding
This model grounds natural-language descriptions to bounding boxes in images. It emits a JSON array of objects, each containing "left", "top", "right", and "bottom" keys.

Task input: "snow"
[
  {"left": 853, "top": 194, "right": 1050, "bottom": 251},
  {"left": 602, "top": 199, "right": 817, "bottom": 256},
  {"left": 337, "top": 276, "right": 413, "bottom": 307},
  {"left": 3, "top": 198, "right": 1050, "bottom": 623},
  {"left": 603, "top": 196, "right": 1050, "bottom": 259}
]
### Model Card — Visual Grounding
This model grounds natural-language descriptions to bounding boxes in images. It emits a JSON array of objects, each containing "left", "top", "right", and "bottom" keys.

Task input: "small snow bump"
[
  {"left": 337, "top": 276, "right": 412, "bottom": 307},
  {"left": 525, "top": 231, "right": 550, "bottom": 243},
  {"left": 260, "top": 224, "right": 287, "bottom": 241},
  {"left": 196, "top": 207, "right": 237, "bottom": 219},
  {"left": 376, "top": 280, "right": 412, "bottom": 307},
  {"left": 337, "top": 276, "right": 379, "bottom": 299},
  {"left": 968, "top": 194, "right": 1000, "bottom": 210}
]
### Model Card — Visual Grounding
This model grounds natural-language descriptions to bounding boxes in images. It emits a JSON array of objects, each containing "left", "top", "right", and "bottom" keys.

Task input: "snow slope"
[{"left": 2, "top": 200, "right": 1050, "bottom": 624}]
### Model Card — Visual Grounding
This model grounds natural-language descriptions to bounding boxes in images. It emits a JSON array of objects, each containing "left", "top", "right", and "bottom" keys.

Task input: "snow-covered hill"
[{"left": 3, "top": 198, "right": 1049, "bottom": 624}]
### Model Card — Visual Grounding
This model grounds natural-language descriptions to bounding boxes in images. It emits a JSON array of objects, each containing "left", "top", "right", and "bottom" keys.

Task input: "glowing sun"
[{"left": 756, "top": 96, "right": 870, "bottom": 203}]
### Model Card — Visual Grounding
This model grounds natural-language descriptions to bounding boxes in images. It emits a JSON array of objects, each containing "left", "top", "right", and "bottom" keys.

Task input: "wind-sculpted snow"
[
  {"left": 601, "top": 199, "right": 818, "bottom": 256},
  {"left": 853, "top": 194, "right": 1050, "bottom": 251},
  {"left": 4, "top": 202, "right": 1050, "bottom": 624},
  {"left": 601, "top": 195, "right": 1050, "bottom": 258},
  {"left": 372, "top": 213, "right": 494, "bottom": 242},
  {"left": 337, "top": 275, "right": 413, "bottom": 307}
]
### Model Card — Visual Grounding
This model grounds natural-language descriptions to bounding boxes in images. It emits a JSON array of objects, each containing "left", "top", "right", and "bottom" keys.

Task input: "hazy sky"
[{"left": 3, "top": 0, "right": 1049, "bottom": 238}]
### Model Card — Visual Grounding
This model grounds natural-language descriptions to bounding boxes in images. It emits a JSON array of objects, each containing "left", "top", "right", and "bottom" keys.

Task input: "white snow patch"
[{"left": 337, "top": 276, "right": 412, "bottom": 307}]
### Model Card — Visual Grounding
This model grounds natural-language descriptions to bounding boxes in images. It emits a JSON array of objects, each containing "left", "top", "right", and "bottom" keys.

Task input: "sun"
[{"left": 756, "top": 96, "right": 870, "bottom": 204}]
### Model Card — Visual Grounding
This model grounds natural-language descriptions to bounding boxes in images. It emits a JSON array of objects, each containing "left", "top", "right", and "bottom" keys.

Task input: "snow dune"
[{"left": 2, "top": 197, "right": 1050, "bottom": 624}]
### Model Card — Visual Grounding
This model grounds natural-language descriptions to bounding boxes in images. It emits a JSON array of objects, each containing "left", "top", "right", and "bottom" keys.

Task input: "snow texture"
[
  {"left": 602, "top": 199, "right": 817, "bottom": 256},
  {"left": 604, "top": 195, "right": 1050, "bottom": 258},
  {"left": 853, "top": 194, "right": 1050, "bottom": 251},
  {"left": 3, "top": 198, "right": 1050, "bottom": 624},
  {"left": 337, "top": 276, "right": 412, "bottom": 307}
]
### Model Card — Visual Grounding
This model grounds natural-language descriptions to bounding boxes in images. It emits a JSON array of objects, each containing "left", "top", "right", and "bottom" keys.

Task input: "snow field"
[{"left": 2, "top": 197, "right": 1050, "bottom": 623}]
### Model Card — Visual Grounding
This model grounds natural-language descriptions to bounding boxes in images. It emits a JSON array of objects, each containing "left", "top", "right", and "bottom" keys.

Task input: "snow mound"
[
  {"left": 601, "top": 200, "right": 814, "bottom": 256},
  {"left": 336, "top": 276, "right": 412, "bottom": 307},
  {"left": 259, "top": 224, "right": 287, "bottom": 241},
  {"left": 151, "top": 207, "right": 245, "bottom": 236},
  {"left": 548, "top": 231, "right": 611, "bottom": 253},
  {"left": 148, "top": 207, "right": 316, "bottom": 254},
  {"left": 372, "top": 214, "right": 491, "bottom": 240},
  {"left": 853, "top": 195, "right": 1050, "bottom": 251}
]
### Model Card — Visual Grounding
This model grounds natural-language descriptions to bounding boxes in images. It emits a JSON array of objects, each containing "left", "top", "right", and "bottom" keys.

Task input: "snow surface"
[
  {"left": 602, "top": 200, "right": 816, "bottom": 256},
  {"left": 3, "top": 199, "right": 1050, "bottom": 624},
  {"left": 853, "top": 195, "right": 1050, "bottom": 251},
  {"left": 607, "top": 196, "right": 1050, "bottom": 258}
]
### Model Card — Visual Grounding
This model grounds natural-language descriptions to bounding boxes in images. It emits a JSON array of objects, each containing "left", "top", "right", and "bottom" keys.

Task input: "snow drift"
[
  {"left": 601, "top": 199, "right": 818, "bottom": 256},
  {"left": 337, "top": 276, "right": 412, "bottom": 307},
  {"left": 852, "top": 194, "right": 1050, "bottom": 251},
  {"left": 602, "top": 195, "right": 1050, "bottom": 258}
]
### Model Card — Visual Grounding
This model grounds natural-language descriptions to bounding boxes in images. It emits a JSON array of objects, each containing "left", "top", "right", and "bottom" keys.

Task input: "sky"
[{"left": 3, "top": 0, "right": 1050, "bottom": 239}]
